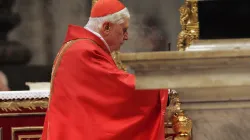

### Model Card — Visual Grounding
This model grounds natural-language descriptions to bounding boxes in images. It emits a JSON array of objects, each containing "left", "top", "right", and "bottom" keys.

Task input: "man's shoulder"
[
  {"left": 61, "top": 39, "right": 112, "bottom": 63},
  {"left": 71, "top": 39, "right": 99, "bottom": 51},
  {"left": 64, "top": 39, "right": 104, "bottom": 55}
]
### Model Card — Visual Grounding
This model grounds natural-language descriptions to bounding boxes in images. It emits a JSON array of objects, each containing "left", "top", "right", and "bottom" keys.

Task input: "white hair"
[
  {"left": 85, "top": 8, "right": 130, "bottom": 32},
  {"left": 0, "top": 71, "right": 8, "bottom": 86}
]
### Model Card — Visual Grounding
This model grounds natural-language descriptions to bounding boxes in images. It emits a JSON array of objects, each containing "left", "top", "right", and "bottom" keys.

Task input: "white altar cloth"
[{"left": 0, "top": 90, "right": 49, "bottom": 100}]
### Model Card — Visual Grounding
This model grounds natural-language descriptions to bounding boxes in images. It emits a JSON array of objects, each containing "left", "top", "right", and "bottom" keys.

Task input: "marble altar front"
[{"left": 120, "top": 49, "right": 250, "bottom": 140}]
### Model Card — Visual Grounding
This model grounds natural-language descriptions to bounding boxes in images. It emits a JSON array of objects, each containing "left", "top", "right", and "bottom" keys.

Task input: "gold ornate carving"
[
  {"left": 92, "top": 0, "right": 98, "bottom": 7},
  {"left": 0, "top": 112, "right": 46, "bottom": 117},
  {"left": 167, "top": 90, "right": 181, "bottom": 120},
  {"left": 172, "top": 111, "right": 192, "bottom": 140},
  {"left": 18, "top": 134, "right": 41, "bottom": 140},
  {"left": 177, "top": 0, "right": 199, "bottom": 51},
  {"left": 172, "top": 1, "right": 196, "bottom": 139},
  {"left": 11, "top": 126, "right": 43, "bottom": 140},
  {"left": 175, "top": 0, "right": 195, "bottom": 138},
  {"left": 0, "top": 99, "right": 48, "bottom": 112},
  {"left": 111, "top": 51, "right": 127, "bottom": 71},
  {"left": 166, "top": 90, "right": 192, "bottom": 140}
]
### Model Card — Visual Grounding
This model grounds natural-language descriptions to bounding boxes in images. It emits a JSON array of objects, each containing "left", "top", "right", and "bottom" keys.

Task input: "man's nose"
[{"left": 124, "top": 32, "right": 128, "bottom": 40}]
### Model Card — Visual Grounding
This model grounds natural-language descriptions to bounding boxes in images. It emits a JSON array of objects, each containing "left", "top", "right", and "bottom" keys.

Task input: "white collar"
[{"left": 84, "top": 27, "right": 111, "bottom": 53}]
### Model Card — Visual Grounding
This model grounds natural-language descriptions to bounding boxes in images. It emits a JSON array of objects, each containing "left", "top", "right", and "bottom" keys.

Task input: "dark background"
[{"left": 199, "top": 0, "right": 250, "bottom": 39}]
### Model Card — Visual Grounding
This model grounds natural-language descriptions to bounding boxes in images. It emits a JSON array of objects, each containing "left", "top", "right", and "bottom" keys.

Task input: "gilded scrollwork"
[
  {"left": 0, "top": 99, "right": 48, "bottom": 112},
  {"left": 177, "top": 0, "right": 199, "bottom": 51},
  {"left": 190, "top": 2, "right": 198, "bottom": 24},
  {"left": 179, "top": 1, "right": 191, "bottom": 29},
  {"left": 175, "top": 1, "right": 196, "bottom": 138},
  {"left": 172, "top": 111, "right": 192, "bottom": 140},
  {"left": 166, "top": 89, "right": 192, "bottom": 140}
]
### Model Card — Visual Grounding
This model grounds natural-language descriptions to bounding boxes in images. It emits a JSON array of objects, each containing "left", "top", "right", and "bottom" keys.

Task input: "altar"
[
  {"left": 120, "top": 49, "right": 250, "bottom": 140},
  {"left": 116, "top": 0, "right": 250, "bottom": 139},
  {"left": 0, "top": 90, "right": 49, "bottom": 140}
]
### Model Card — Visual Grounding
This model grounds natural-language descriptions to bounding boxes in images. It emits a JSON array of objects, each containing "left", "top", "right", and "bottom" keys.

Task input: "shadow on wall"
[
  {"left": 120, "top": 0, "right": 182, "bottom": 53},
  {"left": 142, "top": 15, "right": 170, "bottom": 52},
  {"left": 120, "top": 13, "right": 171, "bottom": 53}
]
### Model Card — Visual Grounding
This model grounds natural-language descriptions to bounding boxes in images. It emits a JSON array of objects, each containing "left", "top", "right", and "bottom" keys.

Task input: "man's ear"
[{"left": 102, "top": 22, "right": 111, "bottom": 35}]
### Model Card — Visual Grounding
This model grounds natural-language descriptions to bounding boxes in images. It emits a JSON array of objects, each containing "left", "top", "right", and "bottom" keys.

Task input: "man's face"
[{"left": 101, "top": 18, "right": 129, "bottom": 52}]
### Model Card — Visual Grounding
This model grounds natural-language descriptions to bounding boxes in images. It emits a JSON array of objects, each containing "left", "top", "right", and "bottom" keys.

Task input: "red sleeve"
[
  {"left": 79, "top": 40, "right": 136, "bottom": 91},
  {"left": 78, "top": 40, "right": 169, "bottom": 107},
  {"left": 77, "top": 39, "right": 169, "bottom": 94}
]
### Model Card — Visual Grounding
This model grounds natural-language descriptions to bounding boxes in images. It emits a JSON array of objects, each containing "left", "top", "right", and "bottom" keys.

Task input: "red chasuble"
[{"left": 42, "top": 24, "right": 168, "bottom": 140}]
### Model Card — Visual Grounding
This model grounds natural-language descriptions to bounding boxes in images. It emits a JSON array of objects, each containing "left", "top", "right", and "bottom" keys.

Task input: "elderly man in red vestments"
[{"left": 42, "top": 0, "right": 168, "bottom": 140}]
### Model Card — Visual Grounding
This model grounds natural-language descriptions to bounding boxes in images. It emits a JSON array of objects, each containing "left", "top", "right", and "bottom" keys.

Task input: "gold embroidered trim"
[{"left": 49, "top": 38, "right": 99, "bottom": 102}]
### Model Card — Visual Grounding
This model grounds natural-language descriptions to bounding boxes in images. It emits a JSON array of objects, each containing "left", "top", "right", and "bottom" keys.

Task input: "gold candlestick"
[
  {"left": 166, "top": 89, "right": 192, "bottom": 140},
  {"left": 177, "top": 0, "right": 199, "bottom": 51},
  {"left": 172, "top": 110, "right": 192, "bottom": 140}
]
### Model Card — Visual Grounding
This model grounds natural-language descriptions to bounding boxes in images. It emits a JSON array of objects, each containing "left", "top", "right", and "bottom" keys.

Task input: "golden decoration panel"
[
  {"left": 11, "top": 126, "right": 43, "bottom": 140},
  {"left": 0, "top": 112, "right": 46, "bottom": 117},
  {"left": 18, "top": 134, "right": 41, "bottom": 140},
  {"left": 0, "top": 99, "right": 48, "bottom": 112}
]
